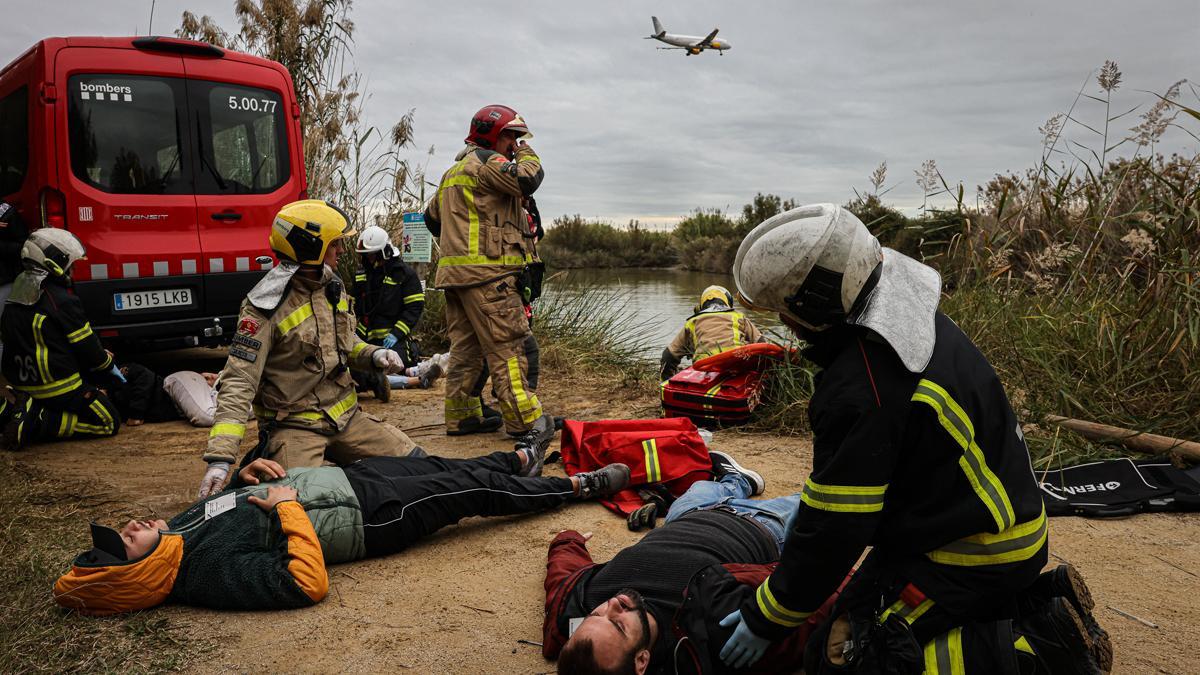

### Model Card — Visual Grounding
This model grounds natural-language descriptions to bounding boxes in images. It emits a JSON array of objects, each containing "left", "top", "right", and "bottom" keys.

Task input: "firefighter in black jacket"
[
  {"left": 719, "top": 204, "right": 1112, "bottom": 675},
  {"left": 351, "top": 225, "right": 425, "bottom": 401},
  {"left": 0, "top": 229, "right": 122, "bottom": 450}
]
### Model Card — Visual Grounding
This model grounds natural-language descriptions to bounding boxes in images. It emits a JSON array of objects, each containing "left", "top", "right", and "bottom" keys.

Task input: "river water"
[{"left": 541, "top": 267, "right": 784, "bottom": 358}]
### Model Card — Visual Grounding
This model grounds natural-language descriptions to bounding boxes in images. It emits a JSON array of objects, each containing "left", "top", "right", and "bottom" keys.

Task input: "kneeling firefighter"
[
  {"left": 350, "top": 224, "right": 427, "bottom": 401},
  {"left": 660, "top": 284, "right": 765, "bottom": 380},
  {"left": 0, "top": 229, "right": 122, "bottom": 449},
  {"left": 198, "top": 200, "right": 420, "bottom": 499},
  {"left": 717, "top": 204, "right": 1112, "bottom": 674}
]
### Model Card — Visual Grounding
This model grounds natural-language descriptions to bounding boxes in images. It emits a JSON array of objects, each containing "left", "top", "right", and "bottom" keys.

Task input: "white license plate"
[{"left": 113, "top": 288, "right": 193, "bottom": 311}]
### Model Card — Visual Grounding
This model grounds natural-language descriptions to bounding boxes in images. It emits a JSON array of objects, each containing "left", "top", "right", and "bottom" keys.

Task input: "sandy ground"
[{"left": 13, "top": 355, "right": 1200, "bottom": 673}]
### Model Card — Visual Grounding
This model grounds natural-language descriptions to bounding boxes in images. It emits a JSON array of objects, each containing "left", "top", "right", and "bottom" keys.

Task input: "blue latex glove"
[
  {"left": 381, "top": 334, "right": 398, "bottom": 349},
  {"left": 719, "top": 610, "right": 771, "bottom": 669},
  {"left": 109, "top": 365, "right": 127, "bottom": 383}
]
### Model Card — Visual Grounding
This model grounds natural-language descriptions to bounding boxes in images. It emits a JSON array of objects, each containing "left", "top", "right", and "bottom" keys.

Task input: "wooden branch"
[{"left": 1042, "top": 415, "right": 1200, "bottom": 462}]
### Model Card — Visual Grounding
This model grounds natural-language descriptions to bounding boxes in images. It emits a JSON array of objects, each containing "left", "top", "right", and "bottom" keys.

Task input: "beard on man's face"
[{"left": 617, "top": 587, "right": 653, "bottom": 651}]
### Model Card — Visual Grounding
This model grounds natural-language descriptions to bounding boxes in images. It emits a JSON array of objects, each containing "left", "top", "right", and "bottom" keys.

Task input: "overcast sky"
[{"left": 6, "top": 1, "right": 1198, "bottom": 226}]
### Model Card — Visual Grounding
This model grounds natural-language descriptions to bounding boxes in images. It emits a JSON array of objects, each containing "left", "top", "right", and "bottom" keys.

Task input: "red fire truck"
[{"left": 0, "top": 36, "right": 306, "bottom": 348}]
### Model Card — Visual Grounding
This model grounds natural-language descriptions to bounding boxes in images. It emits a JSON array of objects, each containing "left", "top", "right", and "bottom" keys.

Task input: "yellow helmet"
[
  {"left": 697, "top": 285, "right": 734, "bottom": 312},
  {"left": 269, "top": 200, "right": 357, "bottom": 265}
]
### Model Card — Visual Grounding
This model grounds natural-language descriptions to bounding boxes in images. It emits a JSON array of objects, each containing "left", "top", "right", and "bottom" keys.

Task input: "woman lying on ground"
[{"left": 54, "top": 452, "right": 630, "bottom": 615}]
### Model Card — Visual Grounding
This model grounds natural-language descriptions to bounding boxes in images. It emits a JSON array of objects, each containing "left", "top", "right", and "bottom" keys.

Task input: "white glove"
[
  {"left": 372, "top": 348, "right": 405, "bottom": 374},
  {"left": 198, "top": 461, "right": 231, "bottom": 499}
]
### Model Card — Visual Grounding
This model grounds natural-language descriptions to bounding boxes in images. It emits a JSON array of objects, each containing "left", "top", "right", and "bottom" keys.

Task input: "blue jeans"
[{"left": 664, "top": 474, "right": 800, "bottom": 552}]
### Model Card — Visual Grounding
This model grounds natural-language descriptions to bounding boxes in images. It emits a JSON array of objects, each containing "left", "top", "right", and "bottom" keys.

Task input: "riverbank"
[{"left": 2, "top": 360, "right": 1197, "bottom": 672}]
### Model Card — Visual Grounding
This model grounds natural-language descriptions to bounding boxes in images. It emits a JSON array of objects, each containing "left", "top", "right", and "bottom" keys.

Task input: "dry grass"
[{"left": 0, "top": 457, "right": 206, "bottom": 673}]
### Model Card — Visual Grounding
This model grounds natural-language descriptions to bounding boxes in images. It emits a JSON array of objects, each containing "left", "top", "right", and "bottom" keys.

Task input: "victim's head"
[
  {"left": 557, "top": 589, "right": 653, "bottom": 675},
  {"left": 119, "top": 518, "right": 168, "bottom": 559}
]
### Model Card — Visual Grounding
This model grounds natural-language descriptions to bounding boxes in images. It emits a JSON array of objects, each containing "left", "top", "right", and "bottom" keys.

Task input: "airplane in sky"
[{"left": 645, "top": 16, "right": 731, "bottom": 55}]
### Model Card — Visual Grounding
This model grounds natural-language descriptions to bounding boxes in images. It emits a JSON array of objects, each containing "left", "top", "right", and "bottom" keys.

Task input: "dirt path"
[{"left": 14, "top": 363, "right": 1199, "bottom": 673}]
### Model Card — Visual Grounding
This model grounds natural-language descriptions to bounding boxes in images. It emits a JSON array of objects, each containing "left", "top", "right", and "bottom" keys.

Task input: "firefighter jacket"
[
  {"left": 665, "top": 306, "right": 764, "bottom": 365},
  {"left": 424, "top": 143, "right": 543, "bottom": 288},
  {"left": 0, "top": 275, "right": 115, "bottom": 401},
  {"left": 739, "top": 313, "right": 1048, "bottom": 640},
  {"left": 204, "top": 269, "right": 382, "bottom": 465},
  {"left": 352, "top": 257, "right": 425, "bottom": 343},
  {"left": 53, "top": 466, "right": 366, "bottom": 615}
]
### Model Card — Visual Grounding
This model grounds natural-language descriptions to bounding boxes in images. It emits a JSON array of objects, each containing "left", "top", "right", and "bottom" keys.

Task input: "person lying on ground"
[
  {"left": 386, "top": 352, "right": 449, "bottom": 390},
  {"left": 54, "top": 453, "right": 631, "bottom": 615},
  {"left": 660, "top": 285, "right": 765, "bottom": 380},
  {"left": 107, "top": 364, "right": 219, "bottom": 427},
  {"left": 544, "top": 450, "right": 835, "bottom": 674}
]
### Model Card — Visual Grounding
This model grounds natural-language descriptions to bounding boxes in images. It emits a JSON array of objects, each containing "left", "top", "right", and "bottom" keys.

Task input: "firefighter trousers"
[
  {"left": 5, "top": 385, "right": 120, "bottom": 447},
  {"left": 265, "top": 410, "right": 419, "bottom": 468},
  {"left": 443, "top": 278, "right": 543, "bottom": 434}
]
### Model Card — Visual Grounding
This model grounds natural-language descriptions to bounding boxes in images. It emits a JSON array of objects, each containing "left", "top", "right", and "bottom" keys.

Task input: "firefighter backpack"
[
  {"left": 558, "top": 417, "right": 712, "bottom": 516},
  {"left": 661, "top": 343, "right": 786, "bottom": 428}
]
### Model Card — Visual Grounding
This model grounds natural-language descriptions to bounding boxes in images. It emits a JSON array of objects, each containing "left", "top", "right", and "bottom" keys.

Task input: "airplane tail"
[{"left": 651, "top": 16, "right": 665, "bottom": 38}]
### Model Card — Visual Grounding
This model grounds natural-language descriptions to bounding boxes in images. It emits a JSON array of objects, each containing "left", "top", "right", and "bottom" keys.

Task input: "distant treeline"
[{"left": 538, "top": 193, "right": 967, "bottom": 274}]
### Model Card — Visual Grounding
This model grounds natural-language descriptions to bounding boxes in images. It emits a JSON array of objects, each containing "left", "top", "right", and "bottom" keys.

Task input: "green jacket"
[{"left": 166, "top": 467, "right": 363, "bottom": 610}]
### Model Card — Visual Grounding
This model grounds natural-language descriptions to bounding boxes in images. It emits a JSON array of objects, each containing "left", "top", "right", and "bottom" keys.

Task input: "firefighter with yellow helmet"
[
  {"left": 198, "top": 200, "right": 419, "bottom": 499},
  {"left": 424, "top": 104, "right": 554, "bottom": 473},
  {"left": 660, "top": 284, "right": 765, "bottom": 380}
]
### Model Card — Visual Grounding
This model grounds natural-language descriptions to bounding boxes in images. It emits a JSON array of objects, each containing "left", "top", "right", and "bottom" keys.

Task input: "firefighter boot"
[
  {"left": 1013, "top": 597, "right": 1105, "bottom": 675},
  {"left": 514, "top": 413, "right": 555, "bottom": 477},
  {"left": 1025, "top": 564, "right": 1113, "bottom": 671},
  {"left": 575, "top": 463, "right": 632, "bottom": 500},
  {"left": 448, "top": 414, "right": 504, "bottom": 436},
  {"left": 0, "top": 392, "right": 32, "bottom": 451}
]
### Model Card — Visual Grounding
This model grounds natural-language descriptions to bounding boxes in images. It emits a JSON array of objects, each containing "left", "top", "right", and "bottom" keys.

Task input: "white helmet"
[
  {"left": 734, "top": 204, "right": 881, "bottom": 330},
  {"left": 355, "top": 225, "right": 398, "bottom": 260},
  {"left": 22, "top": 228, "right": 87, "bottom": 277},
  {"left": 733, "top": 203, "right": 941, "bottom": 372}
]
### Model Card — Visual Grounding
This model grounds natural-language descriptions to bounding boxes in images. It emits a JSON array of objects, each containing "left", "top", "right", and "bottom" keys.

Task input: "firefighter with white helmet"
[
  {"left": 660, "top": 284, "right": 765, "bottom": 380},
  {"left": 0, "top": 228, "right": 123, "bottom": 449},
  {"left": 423, "top": 104, "right": 554, "bottom": 472},
  {"left": 198, "top": 200, "right": 421, "bottom": 499},
  {"left": 718, "top": 204, "right": 1111, "bottom": 674},
  {"left": 350, "top": 224, "right": 428, "bottom": 400}
]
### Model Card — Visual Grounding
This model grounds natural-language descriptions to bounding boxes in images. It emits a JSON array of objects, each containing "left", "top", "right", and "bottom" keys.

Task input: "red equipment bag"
[
  {"left": 559, "top": 418, "right": 712, "bottom": 516},
  {"left": 661, "top": 343, "right": 787, "bottom": 428}
]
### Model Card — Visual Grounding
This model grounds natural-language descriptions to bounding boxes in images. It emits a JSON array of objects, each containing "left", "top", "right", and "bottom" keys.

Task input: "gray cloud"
[{"left": 4, "top": 0, "right": 1197, "bottom": 224}]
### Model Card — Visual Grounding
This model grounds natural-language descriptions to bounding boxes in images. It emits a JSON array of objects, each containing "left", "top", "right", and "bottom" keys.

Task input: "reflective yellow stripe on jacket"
[
  {"left": 800, "top": 479, "right": 887, "bottom": 513},
  {"left": 927, "top": 505, "right": 1048, "bottom": 567},
  {"left": 755, "top": 578, "right": 812, "bottom": 628},
  {"left": 911, "top": 379, "right": 1016, "bottom": 532}
]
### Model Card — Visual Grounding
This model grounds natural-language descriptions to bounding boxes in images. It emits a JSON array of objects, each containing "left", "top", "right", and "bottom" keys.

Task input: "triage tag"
[
  {"left": 568, "top": 617, "right": 584, "bottom": 637},
  {"left": 204, "top": 492, "right": 237, "bottom": 520}
]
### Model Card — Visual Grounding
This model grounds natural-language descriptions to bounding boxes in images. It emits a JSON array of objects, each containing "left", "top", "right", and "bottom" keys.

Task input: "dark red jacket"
[
  {"left": 542, "top": 531, "right": 837, "bottom": 674},
  {"left": 559, "top": 418, "right": 712, "bottom": 515}
]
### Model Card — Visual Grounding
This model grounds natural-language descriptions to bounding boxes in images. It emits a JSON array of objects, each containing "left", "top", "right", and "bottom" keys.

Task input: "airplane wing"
[{"left": 693, "top": 28, "right": 720, "bottom": 48}]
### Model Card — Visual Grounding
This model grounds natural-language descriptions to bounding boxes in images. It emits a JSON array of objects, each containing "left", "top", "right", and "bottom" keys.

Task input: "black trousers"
[{"left": 343, "top": 451, "right": 575, "bottom": 558}]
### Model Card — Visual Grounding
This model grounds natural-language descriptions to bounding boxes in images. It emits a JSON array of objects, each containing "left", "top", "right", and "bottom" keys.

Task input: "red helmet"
[{"left": 465, "top": 104, "right": 531, "bottom": 149}]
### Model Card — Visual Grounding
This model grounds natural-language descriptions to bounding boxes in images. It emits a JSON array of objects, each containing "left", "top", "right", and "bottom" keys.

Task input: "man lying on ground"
[
  {"left": 543, "top": 451, "right": 833, "bottom": 674},
  {"left": 546, "top": 450, "right": 1113, "bottom": 675},
  {"left": 108, "top": 365, "right": 219, "bottom": 427},
  {"left": 54, "top": 453, "right": 630, "bottom": 615}
]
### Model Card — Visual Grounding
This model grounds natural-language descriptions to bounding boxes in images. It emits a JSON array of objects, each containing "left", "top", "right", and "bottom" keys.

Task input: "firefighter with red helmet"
[
  {"left": 424, "top": 104, "right": 554, "bottom": 471},
  {"left": 198, "top": 200, "right": 421, "bottom": 499}
]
